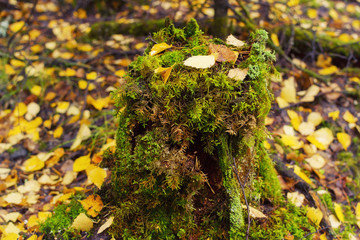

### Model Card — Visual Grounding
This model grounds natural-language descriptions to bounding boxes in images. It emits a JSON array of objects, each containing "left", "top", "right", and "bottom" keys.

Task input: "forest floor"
[{"left": 0, "top": 0, "right": 360, "bottom": 239}]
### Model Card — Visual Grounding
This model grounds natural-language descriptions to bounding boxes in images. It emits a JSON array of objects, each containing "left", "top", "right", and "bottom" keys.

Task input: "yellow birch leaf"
[
  {"left": 80, "top": 195, "right": 104, "bottom": 217},
  {"left": 13, "top": 102, "right": 27, "bottom": 117},
  {"left": 3, "top": 192, "right": 23, "bottom": 205},
  {"left": 30, "top": 85, "right": 42, "bottom": 96},
  {"left": 87, "top": 96, "right": 111, "bottom": 110},
  {"left": 280, "top": 77, "right": 297, "bottom": 103},
  {"left": 307, "top": 112, "right": 323, "bottom": 126},
  {"left": 319, "top": 65, "right": 338, "bottom": 75},
  {"left": 53, "top": 126, "right": 63, "bottom": 138},
  {"left": 154, "top": 66, "right": 173, "bottom": 84},
  {"left": 343, "top": 110, "right": 358, "bottom": 124},
  {"left": 337, "top": 132, "right": 351, "bottom": 151},
  {"left": 71, "top": 213, "right": 93, "bottom": 231},
  {"left": 45, "top": 92, "right": 56, "bottom": 101},
  {"left": 287, "top": 110, "right": 301, "bottom": 131},
  {"left": 307, "top": 9, "right": 317, "bottom": 19},
  {"left": 316, "top": 54, "right": 332, "bottom": 68},
  {"left": 77, "top": 43, "right": 93, "bottom": 52},
  {"left": 56, "top": 101, "right": 70, "bottom": 113},
  {"left": 276, "top": 97, "right": 289, "bottom": 108},
  {"left": 334, "top": 203, "right": 344, "bottom": 222},
  {"left": 293, "top": 165, "right": 315, "bottom": 187},
  {"left": 356, "top": 203, "right": 360, "bottom": 228},
  {"left": 73, "top": 154, "right": 91, "bottom": 172},
  {"left": 298, "top": 122, "right": 315, "bottom": 136},
  {"left": 353, "top": 20, "right": 360, "bottom": 30},
  {"left": 27, "top": 235, "right": 37, "bottom": 240},
  {"left": 287, "top": 0, "right": 299, "bottom": 7},
  {"left": 328, "top": 110, "right": 339, "bottom": 120},
  {"left": 10, "top": 59, "right": 26, "bottom": 67},
  {"left": 280, "top": 135, "right": 304, "bottom": 150},
  {"left": 86, "top": 72, "right": 97, "bottom": 80},
  {"left": 271, "top": 33, "right": 280, "bottom": 47},
  {"left": 78, "top": 80, "right": 88, "bottom": 89},
  {"left": 62, "top": 171, "right": 77, "bottom": 185},
  {"left": 338, "top": 33, "right": 351, "bottom": 43},
  {"left": 183, "top": 55, "right": 216, "bottom": 69},
  {"left": 149, "top": 43, "right": 172, "bottom": 56},
  {"left": 306, "top": 128, "right": 334, "bottom": 150},
  {"left": 115, "top": 69, "right": 126, "bottom": 77},
  {"left": 97, "top": 216, "right": 114, "bottom": 234},
  {"left": 88, "top": 167, "right": 107, "bottom": 189},
  {"left": 38, "top": 212, "right": 52, "bottom": 222},
  {"left": 307, "top": 207, "right": 323, "bottom": 226},
  {"left": 23, "top": 156, "right": 45, "bottom": 172},
  {"left": 2, "top": 233, "right": 19, "bottom": 240},
  {"left": 300, "top": 85, "right": 320, "bottom": 102},
  {"left": 30, "top": 45, "right": 43, "bottom": 53},
  {"left": 45, "top": 41, "right": 57, "bottom": 50},
  {"left": 71, "top": 124, "right": 91, "bottom": 150},
  {"left": 305, "top": 154, "right": 326, "bottom": 169},
  {"left": 5, "top": 64, "right": 16, "bottom": 75},
  {"left": 227, "top": 68, "right": 248, "bottom": 81},
  {"left": 329, "top": 9, "right": 338, "bottom": 20},
  {"left": 10, "top": 21, "right": 25, "bottom": 32},
  {"left": 350, "top": 77, "right": 360, "bottom": 83},
  {"left": 25, "top": 102, "right": 40, "bottom": 120}
]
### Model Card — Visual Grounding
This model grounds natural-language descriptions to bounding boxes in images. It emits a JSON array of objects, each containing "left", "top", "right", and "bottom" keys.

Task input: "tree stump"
[{"left": 107, "top": 19, "right": 282, "bottom": 239}]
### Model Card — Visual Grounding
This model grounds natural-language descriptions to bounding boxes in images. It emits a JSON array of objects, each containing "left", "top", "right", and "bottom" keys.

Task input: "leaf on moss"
[
  {"left": 306, "top": 207, "right": 323, "bottom": 226},
  {"left": 87, "top": 166, "right": 107, "bottom": 189},
  {"left": 209, "top": 43, "right": 238, "bottom": 63},
  {"left": 71, "top": 213, "right": 93, "bottom": 231},
  {"left": 227, "top": 68, "right": 248, "bottom": 81},
  {"left": 149, "top": 43, "right": 172, "bottom": 56},
  {"left": 154, "top": 66, "right": 173, "bottom": 84},
  {"left": 329, "top": 214, "right": 341, "bottom": 229},
  {"left": 183, "top": 55, "right": 215, "bottom": 69},
  {"left": 226, "top": 34, "right": 245, "bottom": 47},
  {"left": 97, "top": 216, "right": 114, "bottom": 234},
  {"left": 241, "top": 204, "right": 267, "bottom": 218},
  {"left": 80, "top": 195, "right": 104, "bottom": 217}
]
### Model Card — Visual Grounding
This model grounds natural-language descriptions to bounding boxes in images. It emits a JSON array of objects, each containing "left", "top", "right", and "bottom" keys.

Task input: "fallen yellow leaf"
[
  {"left": 9, "top": 21, "right": 25, "bottom": 32},
  {"left": 53, "top": 126, "right": 63, "bottom": 138},
  {"left": 356, "top": 203, "right": 360, "bottom": 228},
  {"left": 305, "top": 154, "right": 326, "bottom": 169},
  {"left": 271, "top": 33, "right": 280, "bottom": 47},
  {"left": 73, "top": 154, "right": 91, "bottom": 172},
  {"left": 71, "top": 213, "right": 93, "bottom": 231},
  {"left": 13, "top": 102, "right": 27, "bottom": 117},
  {"left": 80, "top": 195, "right": 104, "bottom": 217},
  {"left": 23, "top": 156, "right": 45, "bottom": 172},
  {"left": 337, "top": 132, "right": 351, "bottom": 151},
  {"left": 183, "top": 55, "right": 216, "bottom": 69},
  {"left": 307, "top": 112, "right": 323, "bottom": 126},
  {"left": 334, "top": 203, "right": 344, "bottom": 222},
  {"left": 87, "top": 166, "right": 107, "bottom": 189},
  {"left": 328, "top": 110, "right": 339, "bottom": 120},
  {"left": 86, "top": 72, "right": 97, "bottom": 80},
  {"left": 97, "top": 216, "right": 114, "bottom": 234},
  {"left": 307, "top": 207, "right": 323, "bottom": 226},
  {"left": 343, "top": 110, "right": 358, "bottom": 124},
  {"left": 319, "top": 65, "right": 338, "bottom": 75},
  {"left": 287, "top": 110, "right": 301, "bottom": 131},
  {"left": 306, "top": 128, "right": 334, "bottom": 150},
  {"left": 226, "top": 34, "right": 245, "bottom": 47},
  {"left": 280, "top": 135, "right": 304, "bottom": 150},
  {"left": 70, "top": 124, "right": 91, "bottom": 150},
  {"left": 56, "top": 101, "right": 70, "bottom": 114},
  {"left": 280, "top": 77, "right": 297, "bottom": 103},
  {"left": 227, "top": 68, "right": 248, "bottom": 81},
  {"left": 154, "top": 66, "right": 173, "bottom": 84},
  {"left": 293, "top": 165, "right": 315, "bottom": 187}
]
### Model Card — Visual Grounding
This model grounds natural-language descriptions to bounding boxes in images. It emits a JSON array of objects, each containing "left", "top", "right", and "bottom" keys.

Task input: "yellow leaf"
[
  {"left": 44, "top": 92, "right": 56, "bottom": 101},
  {"left": 80, "top": 195, "right": 104, "bottom": 217},
  {"left": 23, "top": 156, "right": 45, "bottom": 172},
  {"left": 3, "top": 192, "right": 23, "bottom": 205},
  {"left": 298, "top": 122, "right": 315, "bottom": 136},
  {"left": 2, "top": 233, "right": 19, "bottom": 240},
  {"left": 45, "top": 41, "right": 57, "bottom": 50},
  {"left": 25, "top": 102, "right": 40, "bottom": 120},
  {"left": 276, "top": 97, "right": 289, "bottom": 108},
  {"left": 307, "top": 207, "right": 323, "bottom": 226},
  {"left": 329, "top": 214, "right": 341, "bottom": 229},
  {"left": 134, "top": 42, "right": 146, "bottom": 50},
  {"left": 86, "top": 72, "right": 97, "bottom": 80},
  {"left": 78, "top": 80, "right": 88, "bottom": 90},
  {"left": 227, "top": 68, "right": 248, "bottom": 81},
  {"left": 271, "top": 33, "right": 280, "bottom": 47},
  {"left": 329, "top": 9, "right": 338, "bottom": 20},
  {"left": 13, "top": 102, "right": 27, "bottom": 117},
  {"left": 70, "top": 124, "right": 91, "bottom": 150},
  {"left": 97, "top": 216, "right": 114, "bottom": 234},
  {"left": 287, "top": 192, "right": 305, "bottom": 207},
  {"left": 9, "top": 21, "right": 25, "bottom": 32},
  {"left": 334, "top": 203, "right": 344, "bottom": 222},
  {"left": 337, "top": 132, "right": 351, "bottom": 151},
  {"left": 88, "top": 167, "right": 107, "bottom": 189},
  {"left": 280, "top": 77, "right": 297, "bottom": 103},
  {"left": 53, "top": 126, "right": 63, "bottom": 138},
  {"left": 77, "top": 43, "right": 93, "bottom": 52},
  {"left": 300, "top": 85, "right": 320, "bottom": 102},
  {"left": 343, "top": 110, "right": 358, "bottom": 124},
  {"left": 27, "top": 235, "right": 37, "bottom": 240},
  {"left": 316, "top": 54, "right": 332, "bottom": 68},
  {"left": 307, "top": 9, "right": 317, "bottom": 19},
  {"left": 115, "top": 69, "right": 126, "bottom": 77},
  {"left": 353, "top": 20, "right": 360, "bottom": 30},
  {"left": 328, "top": 110, "right": 339, "bottom": 120},
  {"left": 73, "top": 154, "right": 91, "bottom": 172},
  {"left": 74, "top": 8, "right": 87, "bottom": 19},
  {"left": 71, "top": 213, "right": 93, "bottom": 231},
  {"left": 5, "top": 64, "right": 16, "bottom": 75},
  {"left": 10, "top": 59, "right": 25, "bottom": 67},
  {"left": 30, "top": 44, "right": 43, "bottom": 53},
  {"left": 38, "top": 211, "right": 52, "bottom": 222},
  {"left": 287, "top": 0, "right": 299, "bottom": 7},
  {"left": 226, "top": 34, "right": 245, "bottom": 48},
  {"left": 149, "top": 42, "right": 172, "bottom": 56},
  {"left": 306, "top": 128, "right": 334, "bottom": 150},
  {"left": 287, "top": 110, "right": 301, "bottom": 131},
  {"left": 319, "top": 65, "right": 338, "bottom": 75},
  {"left": 356, "top": 203, "right": 360, "bottom": 228},
  {"left": 307, "top": 112, "right": 323, "bottom": 126},
  {"left": 30, "top": 85, "right": 42, "bottom": 96},
  {"left": 280, "top": 135, "right": 303, "bottom": 150},
  {"left": 305, "top": 154, "right": 326, "bottom": 169},
  {"left": 56, "top": 101, "right": 70, "bottom": 113},
  {"left": 29, "top": 29, "right": 41, "bottom": 40},
  {"left": 293, "top": 165, "right": 315, "bottom": 187},
  {"left": 87, "top": 95, "right": 111, "bottom": 110},
  {"left": 338, "top": 33, "right": 352, "bottom": 43},
  {"left": 154, "top": 66, "right": 173, "bottom": 84},
  {"left": 350, "top": 77, "right": 360, "bottom": 83},
  {"left": 183, "top": 55, "right": 216, "bottom": 69}
]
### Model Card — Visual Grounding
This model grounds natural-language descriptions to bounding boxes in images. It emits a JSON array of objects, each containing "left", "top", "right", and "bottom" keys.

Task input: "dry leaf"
[
  {"left": 97, "top": 216, "right": 114, "bottom": 234},
  {"left": 300, "top": 85, "right": 320, "bottom": 102},
  {"left": 306, "top": 128, "right": 334, "bottom": 150},
  {"left": 183, "top": 55, "right": 215, "bottom": 69},
  {"left": 149, "top": 43, "right": 172, "bottom": 56},
  {"left": 356, "top": 203, "right": 360, "bottom": 228},
  {"left": 80, "top": 195, "right": 104, "bottom": 217},
  {"left": 329, "top": 214, "right": 341, "bottom": 228},
  {"left": 154, "top": 66, "right": 173, "bottom": 84},
  {"left": 25, "top": 102, "right": 40, "bottom": 120},
  {"left": 280, "top": 135, "right": 303, "bottom": 150},
  {"left": 305, "top": 154, "right": 326, "bottom": 169},
  {"left": 71, "top": 213, "right": 93, "bottom": 231},
  {"left": 53, "top": 126, "right": 63, "bottom": 138},
  {"left": 307, "top": 112, "right": 323, "bottom": 126},
  {"left": 298, "top": 122, "right": 315, "bottom": 136},
  {"left": 3, "top": 192, "right": 23, "bottom": 205},
  {"left": 319, "top": 65, "right": 338, "bottom": 75},
  {"left": 209, "top": 43, "right": 238, "bottom": 63},
  {"left": 293, "top": 165, "right": 315, "bottom": 187},
  {"left": 56, "top": 101, "right": 70, "bottom": 114},
  {"left": 70, "top": 124, "right": 91, "bottom": 150},
  {"left": 23, "top": 156, "right": 45, "bottom": 172},
  {"left": 287, "top": 110, "right": 301, "bottom": 131},
  {"left": 334, "top": 203, "right": 344, "bottom": 222},
  {"left": 280, "top": 77, "right": 297, "bottom": 103},
  {"left": 241, "top": 204, "right": 267, "bottom": 218},
  {"left": 271, "top": 33, "right": 280, "bottom": 47},
  {"left": 62, "top": 171, "right": 78, "bottom": 185},
  {"left": 227, "top": 68, "right": 248, "bottom": 81},
  {"left": 337, "top": 132, "right": 351, "bottom": 151},
  {"left": 328, "top": 110, "right": 339, "bottom": 120},
  {"left": 343, "top": 110, "right": 358, "bottom": 124},
  {"left": 287, "top": 192, "right": 305, "bottom": 207},
  {"left": 226, "top": 34, "right": 245, "bottom": 47}
]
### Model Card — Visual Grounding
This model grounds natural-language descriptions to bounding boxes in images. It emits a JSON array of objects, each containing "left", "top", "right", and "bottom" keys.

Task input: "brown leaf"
[{"left": 209, "top": 43, "right": 238, "bottom": 63}]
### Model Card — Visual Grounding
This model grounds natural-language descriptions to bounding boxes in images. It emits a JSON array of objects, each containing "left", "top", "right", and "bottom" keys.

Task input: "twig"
[{"left": 232, "top": 157, "right": 250, "bottom": 240}]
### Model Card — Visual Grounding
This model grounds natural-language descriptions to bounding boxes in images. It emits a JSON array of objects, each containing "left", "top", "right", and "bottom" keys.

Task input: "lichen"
[{"left": 107, "top": 19, "right": 281, "bottom": 239}]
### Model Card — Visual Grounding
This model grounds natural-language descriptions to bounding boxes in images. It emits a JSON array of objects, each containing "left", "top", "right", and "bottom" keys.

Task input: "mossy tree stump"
[{"left": 108, "top": 19, "right": 282, "bottom": 239}]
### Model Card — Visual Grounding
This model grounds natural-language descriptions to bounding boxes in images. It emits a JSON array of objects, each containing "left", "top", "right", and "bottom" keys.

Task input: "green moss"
[
  {"left": 108, "top": 19, "right": 281, "bottom": 239},
  {"left": 39, "top": 194, "right": 87, "bottom": 240}
]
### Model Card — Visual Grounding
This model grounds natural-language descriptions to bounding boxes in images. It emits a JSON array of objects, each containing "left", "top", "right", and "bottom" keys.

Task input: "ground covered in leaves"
[{"left": 0, "top": 0, "right": 360, "bottom": 239}]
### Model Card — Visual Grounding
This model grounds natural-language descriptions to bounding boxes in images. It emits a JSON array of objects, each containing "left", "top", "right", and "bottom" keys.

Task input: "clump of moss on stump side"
[{"left": 108, "top": 19, "right": 282, "bottom": 239}]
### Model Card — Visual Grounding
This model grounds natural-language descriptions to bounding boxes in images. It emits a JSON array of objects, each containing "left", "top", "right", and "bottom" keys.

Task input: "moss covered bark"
[{"left": 106, "top": 19, "right": 284, "bottom": 239}]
